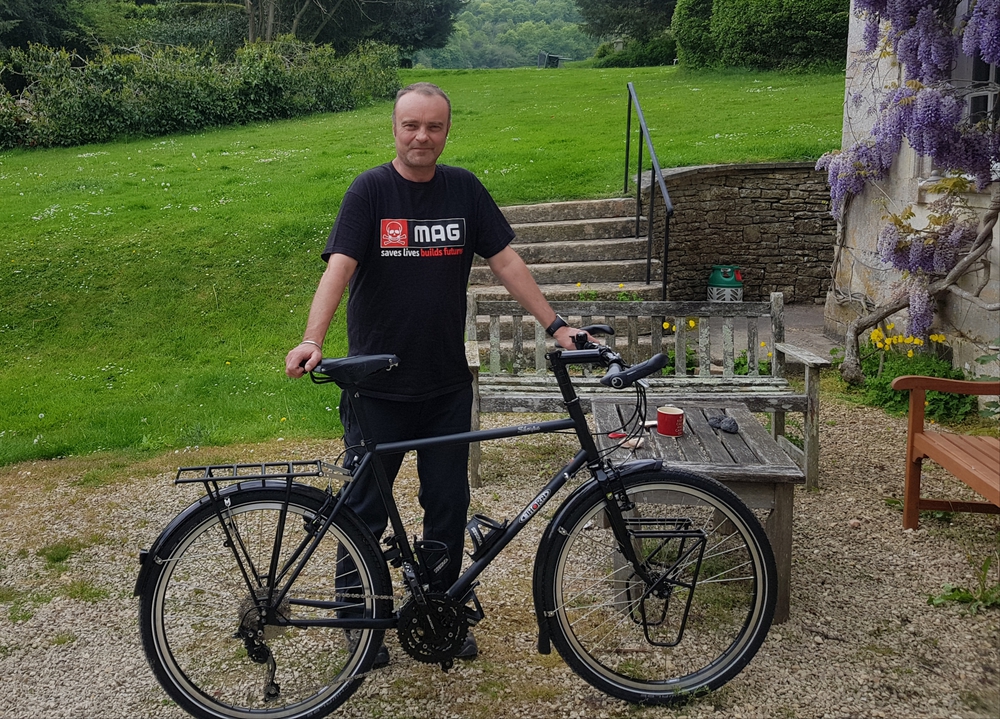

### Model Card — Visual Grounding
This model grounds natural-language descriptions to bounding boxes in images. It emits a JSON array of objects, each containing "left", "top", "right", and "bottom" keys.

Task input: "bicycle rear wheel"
[
  {"left": 537, "top": 469, "right": 776, "bottom": 704},
  {"left": 138, "top": 483, "right": 392, "bottom": 719}
]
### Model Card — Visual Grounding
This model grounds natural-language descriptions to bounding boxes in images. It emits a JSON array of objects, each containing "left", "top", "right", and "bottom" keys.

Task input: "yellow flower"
[
  {"left": 688, "top": 319, "right": 696, "bottom": 328},
  {"left": 760, "top": 341, "right": 767, "bottom": 347},
  {"left": 662, "top": 321, "right": 670, "bottom": 329},
  {"left": 876, "top": 341, "right": 884, "bottom": 349},
  {"left": 904, "top": 336, "right": 914, "bottom": 344},
  {"left": 619, "top": 283, "right": 624, "bottom": 288},
  {"left": 225, "top": 361, "right": 231, "bottom": 365},
  {"left": 907, "top": 349, "right": 914, "bottom": 358},
  {"left": 914, "top": 338, "right": 923, "bottom": 345},
  {"left": 575, "top": 282, "right": 581, "bottom": 287},
  {"left": 886, "top": 323, "right": 895, "bottom": 330},
  {"left": 280, "top": 417, "right": 287, "bottom": 422},
  {"left": 767, "top": 352, "right": 773, "bottom": 358}
]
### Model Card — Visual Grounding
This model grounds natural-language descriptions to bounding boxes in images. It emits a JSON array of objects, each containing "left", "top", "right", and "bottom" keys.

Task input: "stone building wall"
[{"left": 643, "top": 162, "right": 836, "bottom": 303}]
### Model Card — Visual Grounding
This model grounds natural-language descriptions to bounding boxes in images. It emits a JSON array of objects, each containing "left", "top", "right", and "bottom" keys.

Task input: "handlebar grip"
[
  {"left": 602, "top": 363, "right": 625, "bottom": 388},
  {"left": 600, "top": 353, "right": 669, "bottom": 388}
]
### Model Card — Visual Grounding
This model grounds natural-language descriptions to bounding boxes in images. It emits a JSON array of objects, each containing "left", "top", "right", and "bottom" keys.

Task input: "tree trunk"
[{"left": 245, "top": 0, "right": 258, "bottom": 42}]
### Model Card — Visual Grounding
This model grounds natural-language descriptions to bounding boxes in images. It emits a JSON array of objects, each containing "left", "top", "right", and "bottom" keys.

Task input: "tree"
[
  {"left": 1, "top": 0, "right": 84, "bottom": 51},
  {"left": 817, "top": 0, "right": 999, "bottom": 384},
  {"left": 574, "top": 0, "right": 675, "bottom": 43},
  {"left": 244, "top": 0, "right": 461, "bottom": 53}
]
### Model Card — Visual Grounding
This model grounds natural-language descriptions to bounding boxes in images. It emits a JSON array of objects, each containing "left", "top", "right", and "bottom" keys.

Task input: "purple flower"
[
  {"left": 908, "top": 283, "right": 934, "bottom": 339},
  {"left": 963, "top": 0, "right": 1000, "bottom": 65}
]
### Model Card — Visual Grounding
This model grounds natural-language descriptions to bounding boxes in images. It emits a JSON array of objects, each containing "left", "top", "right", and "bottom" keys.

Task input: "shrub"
[
  {"left": 711, "top": 0, "right": 849, "bottom": 70},
  {"left": 859, "top": 328, "right": 976, "bottom": 423},
  {"left": 672, "top": 0, "right": 716, "bottom": 68},
  {"left": 0, "top": 39, "right": 400, "bottom": 149},
  {"left": 593, "top": 33, "right": 676, "bottom": 68}
]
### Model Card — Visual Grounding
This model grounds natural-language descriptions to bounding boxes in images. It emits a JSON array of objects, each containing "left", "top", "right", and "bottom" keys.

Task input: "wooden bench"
[
  {"left": 466, "top": 291, "right": 830, "bottom": 488},
  {"left": 890, "top": 375, "right": 1000, "bottom": 529}
]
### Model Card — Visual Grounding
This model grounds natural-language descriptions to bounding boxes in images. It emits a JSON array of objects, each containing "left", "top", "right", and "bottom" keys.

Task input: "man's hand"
[
  {"left": 285, "top": 343, "right": 322, "bottom": 378},
  {"left": 553, "top": 325, "right": 595, "bottom": 350}
]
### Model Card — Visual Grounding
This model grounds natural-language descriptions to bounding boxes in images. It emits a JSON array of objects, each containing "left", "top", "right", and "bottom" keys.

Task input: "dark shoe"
[
  {"left": 345, "top": 629, "right": 390, "bottom": 668},
  {"left": 456, "top": 630, "right": 478, "bottom": 659},
  {"left": 372, "top": 643, "right": 390, "bottom": 668}
]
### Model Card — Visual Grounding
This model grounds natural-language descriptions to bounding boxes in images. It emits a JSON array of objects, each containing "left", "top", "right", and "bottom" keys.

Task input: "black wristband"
[{"left": 545, "top": 314, "right": 567, "bottom": 337}]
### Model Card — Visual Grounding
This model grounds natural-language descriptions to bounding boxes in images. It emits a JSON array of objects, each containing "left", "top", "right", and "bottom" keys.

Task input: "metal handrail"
[{"left": 624, "top": 82, "right": 674, "bottom": 300}]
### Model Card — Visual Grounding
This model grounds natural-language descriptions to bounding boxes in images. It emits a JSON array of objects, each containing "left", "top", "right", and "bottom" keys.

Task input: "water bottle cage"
[{"left": 466, "top": 514, "right": 508, "bottom": 561}]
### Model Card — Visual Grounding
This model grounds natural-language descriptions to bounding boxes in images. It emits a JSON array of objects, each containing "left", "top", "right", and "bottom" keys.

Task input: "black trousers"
[{"left": 339, "top": 384, "right": 472, "bottom": 590}]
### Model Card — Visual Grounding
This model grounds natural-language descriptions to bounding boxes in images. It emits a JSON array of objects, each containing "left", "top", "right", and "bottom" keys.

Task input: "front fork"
[{"left": 592, "top": 464, "right": 658, "bottom": 587}]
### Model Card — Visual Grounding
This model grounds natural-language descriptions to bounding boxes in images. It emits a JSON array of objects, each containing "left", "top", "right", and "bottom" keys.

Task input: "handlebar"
[
  {"left": 600, "top": 352, "right": 668, "bottom": 388},
  {"left": 551, "top": 340, "right": 668, "bottom": 390}
]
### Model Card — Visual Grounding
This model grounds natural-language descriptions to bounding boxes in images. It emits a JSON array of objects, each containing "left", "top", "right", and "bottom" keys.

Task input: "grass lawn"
[{"left": 0, "top": 65, "right": 846, "bottom": 465}]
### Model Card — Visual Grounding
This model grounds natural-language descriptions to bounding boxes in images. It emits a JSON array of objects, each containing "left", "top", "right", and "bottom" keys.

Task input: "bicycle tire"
[
  {"left": 537, "top": 468, "right": 776, "bottom": 704},
  {"left": 139, "top": 482, "right": 392, "bottom": 719}
]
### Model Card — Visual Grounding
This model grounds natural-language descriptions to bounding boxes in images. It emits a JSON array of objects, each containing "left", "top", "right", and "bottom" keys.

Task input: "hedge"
[
  {"left": 672, "top": 0, "right": 849, "bottom": 70},
  {"left": 0, "top": 38, "right": 400, "bottom": 149}
]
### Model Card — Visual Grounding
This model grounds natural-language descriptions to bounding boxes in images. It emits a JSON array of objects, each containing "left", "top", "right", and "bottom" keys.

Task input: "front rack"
[{"left": 175, "top": 460, "right": 349, "bottom": 485}]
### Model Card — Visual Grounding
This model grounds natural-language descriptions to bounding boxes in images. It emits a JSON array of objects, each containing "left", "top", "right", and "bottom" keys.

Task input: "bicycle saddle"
[{"left": 312, "top": 355, "right": 399, "bottom": 385}]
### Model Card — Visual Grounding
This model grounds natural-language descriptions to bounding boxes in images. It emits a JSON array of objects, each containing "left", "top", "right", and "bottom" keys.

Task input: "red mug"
[{"left": 657, "top": 406, "right": 684, "bottom": 436}]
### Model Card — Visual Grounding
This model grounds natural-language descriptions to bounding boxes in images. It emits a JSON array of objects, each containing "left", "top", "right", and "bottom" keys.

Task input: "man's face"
[{"left": 392, "top": 92, "right": 450, "bottom": 173}]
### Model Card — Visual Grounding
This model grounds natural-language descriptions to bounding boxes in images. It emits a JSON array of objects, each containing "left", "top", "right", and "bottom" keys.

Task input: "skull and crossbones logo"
[{"left": 382, "top": 221, "right": 406, "bottom": 246}]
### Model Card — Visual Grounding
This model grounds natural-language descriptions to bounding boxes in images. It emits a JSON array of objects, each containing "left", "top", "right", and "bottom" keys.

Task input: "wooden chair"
[{"left": 891, "top": 375, "right": 1000, "bottom": 529}]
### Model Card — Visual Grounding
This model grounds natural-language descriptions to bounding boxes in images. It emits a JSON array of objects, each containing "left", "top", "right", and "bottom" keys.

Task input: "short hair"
[{"left": 392, "top": 82, "right": 451, "bottom": 124}]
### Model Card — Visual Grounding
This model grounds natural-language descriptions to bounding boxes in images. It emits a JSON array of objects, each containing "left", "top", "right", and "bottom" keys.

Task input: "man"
[{"left": 284, "top": 82, "right": 580, "bottom": 662}]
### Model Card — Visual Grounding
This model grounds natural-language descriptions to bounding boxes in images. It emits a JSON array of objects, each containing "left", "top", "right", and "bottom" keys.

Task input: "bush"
[
  {"left": 711, "top": 0, "right": 849, "bottom": 70},
  {"left": 0, "top": 40, "right": 400, "bottom": 149},
  {"left": 593, "top": 33, "right": 676, "bottom": 68},
  {"left": 672, "top": 0, "right": 849, "bottom": 70},
  {"left": 672, "top": 0, "right": 716, "bottom": 68},
  {"left": 859, "top": 329, "right": 976, "bottom": 423}
]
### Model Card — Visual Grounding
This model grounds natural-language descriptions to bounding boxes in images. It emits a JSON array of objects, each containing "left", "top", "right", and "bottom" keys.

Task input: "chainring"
[{"left": 397, "top": 593, "right": 469, "bottom": 664}]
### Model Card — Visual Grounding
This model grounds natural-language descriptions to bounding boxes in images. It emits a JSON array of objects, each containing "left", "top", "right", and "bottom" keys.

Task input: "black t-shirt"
[{"left": 324, "top": 162, "right": 514, "bottom": 400}]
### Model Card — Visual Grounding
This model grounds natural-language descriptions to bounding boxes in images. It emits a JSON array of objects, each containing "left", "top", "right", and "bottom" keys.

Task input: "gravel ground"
[{"left": 0, "top": 396, "right": 997, "bottom": 719}]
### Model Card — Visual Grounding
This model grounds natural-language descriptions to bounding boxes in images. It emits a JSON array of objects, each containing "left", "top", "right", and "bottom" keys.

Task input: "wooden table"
[{"left": 591, "top": 396, "right": 804, "bottom": 623}]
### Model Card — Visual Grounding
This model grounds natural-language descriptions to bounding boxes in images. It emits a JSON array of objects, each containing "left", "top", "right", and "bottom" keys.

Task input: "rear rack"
[{"left": 175, "top": 460, "right": 349, "bottom": 485}]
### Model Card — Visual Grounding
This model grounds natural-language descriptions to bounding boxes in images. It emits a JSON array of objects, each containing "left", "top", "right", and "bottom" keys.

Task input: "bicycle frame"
[
  {"left": 260, "top": 348, "right": 622, "bottom": 628},
  {"left": 142, "top": 348, "right": 658, "bottom": 634}
]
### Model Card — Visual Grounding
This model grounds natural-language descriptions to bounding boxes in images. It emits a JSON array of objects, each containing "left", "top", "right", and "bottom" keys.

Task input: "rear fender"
[{"left": 133, "top": 480, "right": 324, "bottom": 597}]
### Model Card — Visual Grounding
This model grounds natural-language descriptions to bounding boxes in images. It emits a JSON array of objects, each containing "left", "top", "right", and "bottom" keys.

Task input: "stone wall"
[{"left": 643, "top": 162, "right": 836, "bottom": 303}]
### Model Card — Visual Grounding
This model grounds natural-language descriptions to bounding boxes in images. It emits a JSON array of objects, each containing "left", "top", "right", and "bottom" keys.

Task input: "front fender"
[{"left": 530, "top": 459, "right": 661, "bottom": 653}]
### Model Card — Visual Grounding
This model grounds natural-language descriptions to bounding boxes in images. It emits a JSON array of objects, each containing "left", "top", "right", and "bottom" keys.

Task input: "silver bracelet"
[{"left": 300, "top": 339, "right": 323, "bottom": 351}]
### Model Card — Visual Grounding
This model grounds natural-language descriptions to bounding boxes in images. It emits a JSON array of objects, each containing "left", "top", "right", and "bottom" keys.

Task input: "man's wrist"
[
  {"left": 545, "top": 314, "right": 567, "bottom": 337},
  {"left": 301, "top": 339, "right": 323, "bottom": 351}
]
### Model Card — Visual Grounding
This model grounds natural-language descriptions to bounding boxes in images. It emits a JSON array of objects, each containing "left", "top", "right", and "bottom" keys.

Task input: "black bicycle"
[{"left": 135, "top": 331, "right": 777, "bottom": 719}]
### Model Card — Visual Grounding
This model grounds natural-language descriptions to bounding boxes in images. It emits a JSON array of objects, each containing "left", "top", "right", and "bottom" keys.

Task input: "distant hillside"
[{"left": 413, "top": 0, "right": 599, "bottom": 68}]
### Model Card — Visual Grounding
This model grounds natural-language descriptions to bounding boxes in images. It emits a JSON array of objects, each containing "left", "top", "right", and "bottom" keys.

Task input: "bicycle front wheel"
[
  {"left": 537, "top": 469, "right": 776, "bottom": 704},
  {"left": 139, "top": 483, "right": 392, "bottom": 719}
]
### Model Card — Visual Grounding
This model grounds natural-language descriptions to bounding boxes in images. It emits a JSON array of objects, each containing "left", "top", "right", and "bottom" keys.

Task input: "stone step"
[
  {"left": 470, "top": 281, "right": 663, "bottom": 302},
  {"left": 511, "top": 217, "right": 643, "bottom": 243},
  {"left": 502, "top": 197, "right": 636, "bottom": 224},
  {"left": 469, "top": 258, "right": 662, "bottom": 286},
  {"left": 476, "top": 237, "right": 652, "bottom": 265}
]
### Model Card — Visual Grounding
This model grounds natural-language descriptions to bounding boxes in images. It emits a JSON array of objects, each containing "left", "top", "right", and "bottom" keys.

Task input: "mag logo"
[{"left": 380, "top": 218, "right": 466, "bottom": 249}]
